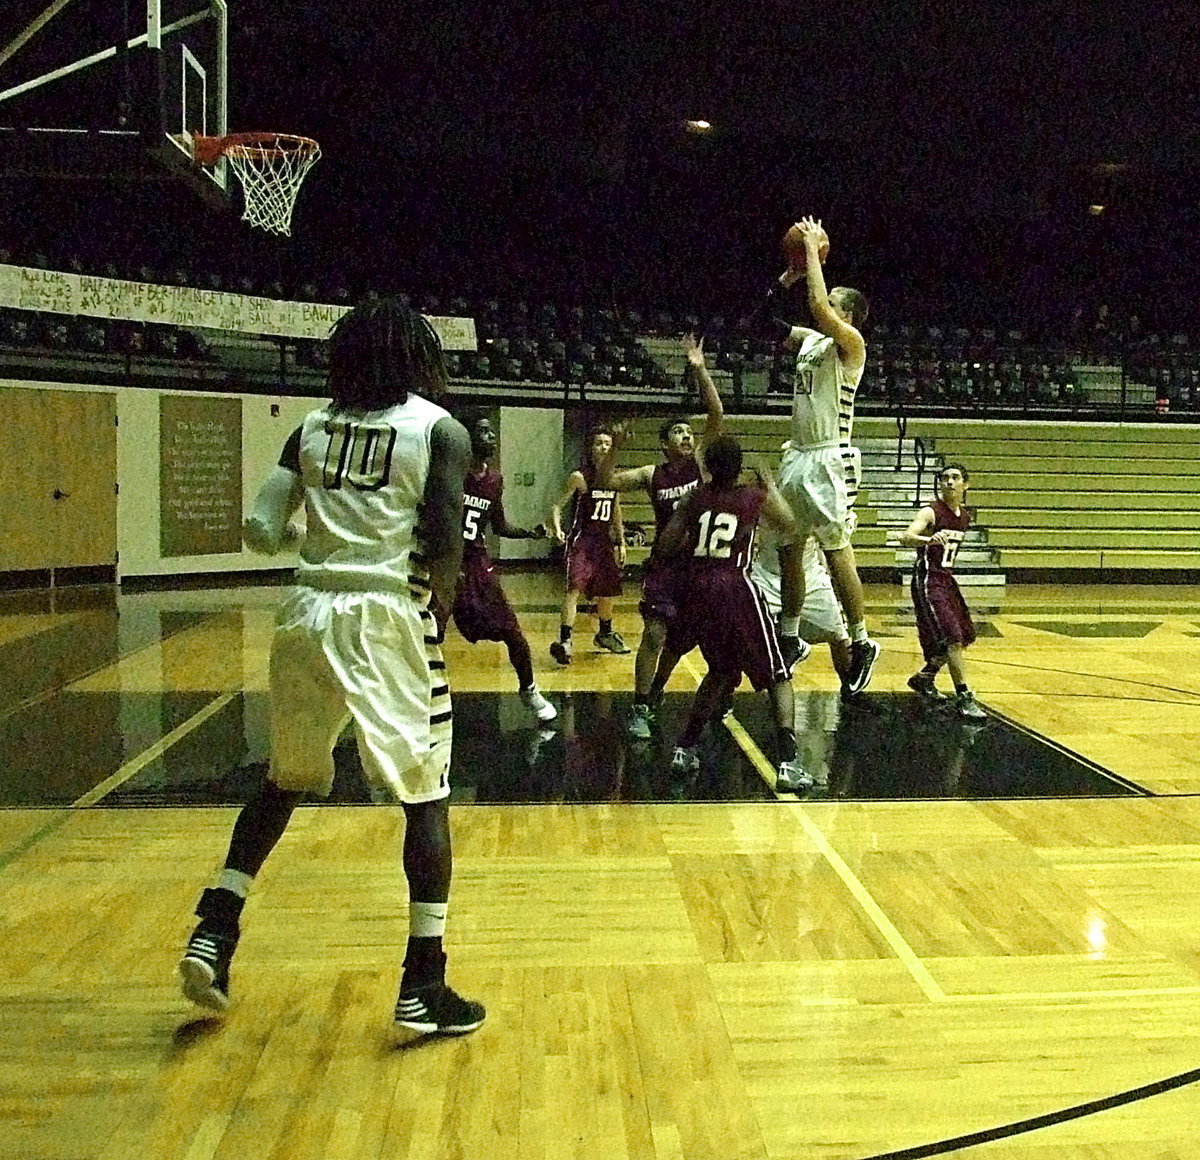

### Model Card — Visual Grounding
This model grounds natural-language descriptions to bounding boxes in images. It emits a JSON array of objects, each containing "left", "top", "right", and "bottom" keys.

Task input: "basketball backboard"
[{"left": 0, "top": 0, "right": 228, "bottom": 206}]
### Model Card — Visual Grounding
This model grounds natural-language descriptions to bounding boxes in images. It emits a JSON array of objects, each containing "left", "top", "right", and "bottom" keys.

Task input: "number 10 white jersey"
[{"left": 293, "top": 393, "right": 450, "bottom": 600}]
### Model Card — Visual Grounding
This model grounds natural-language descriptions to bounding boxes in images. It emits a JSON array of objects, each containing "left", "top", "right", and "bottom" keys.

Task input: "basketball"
[{"left": 783, "top": 222, "right": 830, "bottom": 268}]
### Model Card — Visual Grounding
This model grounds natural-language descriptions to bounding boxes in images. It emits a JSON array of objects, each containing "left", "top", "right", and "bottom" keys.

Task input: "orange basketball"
[{"left": 782, "top": 222, "right": 830, "bottom": 268}]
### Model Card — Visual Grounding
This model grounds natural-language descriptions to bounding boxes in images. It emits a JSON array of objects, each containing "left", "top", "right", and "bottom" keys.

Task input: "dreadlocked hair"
[{"left": 326, "top": 297, "right": 448, "bottom": 413}]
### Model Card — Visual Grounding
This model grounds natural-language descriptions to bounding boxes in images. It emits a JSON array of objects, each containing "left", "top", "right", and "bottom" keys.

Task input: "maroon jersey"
[
  {"left": 649, "top": 457, "right": 702, "bottom": 542},
  {"left": 680, "top": 482, "right": 765, "bottom": 576},
  {"left": 567, "top": 466, "right": 618, "bottom": 549},
  {"left": 462, "top": 466, "right": 504, "bottom": 561},
  {"left": 667, "top": 483, "right": 787, "bottom": 691},
  {"left": 911, "top": 500, "right": 975, "bottom": 659},
  {"left": 921, "top": 499, "right": 970, "bottom": 572},
  {"left": 565, "top": 465, "right": 623, "bottom": 598}
]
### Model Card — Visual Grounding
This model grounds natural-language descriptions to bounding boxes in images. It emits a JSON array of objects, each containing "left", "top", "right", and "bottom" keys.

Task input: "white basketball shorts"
[
  {"left": 777, "top": 443, "right": 861, "bottom": 552},
  {"left": 267, "top": 587, "right": 453, "bottom": 802},
  {"left": 751, "top": 543, "right": 850, "bottom": 646}
]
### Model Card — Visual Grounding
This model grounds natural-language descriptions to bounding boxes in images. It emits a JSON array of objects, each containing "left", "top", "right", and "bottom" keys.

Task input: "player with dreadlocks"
[{"left": 178, "top": 296, "right": 486, "bottom": 1041}]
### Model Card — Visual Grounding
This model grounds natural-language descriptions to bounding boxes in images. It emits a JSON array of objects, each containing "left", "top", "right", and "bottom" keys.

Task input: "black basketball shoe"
[
  {"left": 907, "top": 671, "right": 941, "bottom": 698},
  {"left": 179, "top": 922, "right": 238, "bottom": 1012},
  {"left": 844, "top": 638, "right": 880, "bottom": 695},
  {"left": 393, "top": 982, "right": 487, "bottom": 1042},
  {"left": 779, "top": 634, "right": 812, "bottom": 671}
]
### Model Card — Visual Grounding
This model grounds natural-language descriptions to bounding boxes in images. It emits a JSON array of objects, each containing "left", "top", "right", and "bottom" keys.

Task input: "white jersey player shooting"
[{"left": 773, "top": 216, "right": 879, "bottom": 696}]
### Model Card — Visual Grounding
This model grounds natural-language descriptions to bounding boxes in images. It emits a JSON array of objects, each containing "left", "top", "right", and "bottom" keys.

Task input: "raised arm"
[
  {"left": 243, "top": 425, "right": 306, "bottom": 555},
  {"left": 794, "top": 217, "right": 866, "bottom": 369},
  {"left": 420, "top": 415, "right": 473, "bottom": 613},
  {"left": 549, "top": 470, "right": 585, "bottom": 544},
  {"left": 609, "top": 462, "right": 655, "bottom": 493},
  {"left": 683, "top": 333, "right": 724, "bottom": 444}
]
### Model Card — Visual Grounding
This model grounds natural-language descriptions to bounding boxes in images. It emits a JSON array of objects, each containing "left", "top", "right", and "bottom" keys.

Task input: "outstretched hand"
[
  {"left": 796, "top": 216, "right": 826, "bottom": 248},
  {"left": 682, "top": 332, "right": 706, "bottom": 368}
]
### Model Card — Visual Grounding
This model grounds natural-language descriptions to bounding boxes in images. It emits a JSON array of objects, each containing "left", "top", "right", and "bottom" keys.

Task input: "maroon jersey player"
[
  {"left": 609, "top": 333, "right": 723, "bottom": 738},
  {"left": 548, "top": 425, "right": 630, "bottom": 664},
  {"left": 656, "top": 434, "right": 813, "bottom": 792},
  {"left": 450, "top": 414, "right": 556, "bottom": 721},
  {"left": 899, "top": 464, "right": 986, "bottom": 719}
]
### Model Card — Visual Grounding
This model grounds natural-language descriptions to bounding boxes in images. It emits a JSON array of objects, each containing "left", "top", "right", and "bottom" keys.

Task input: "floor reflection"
[{"left": 0, "top": 688, "right": 1140, "bottom": 809}]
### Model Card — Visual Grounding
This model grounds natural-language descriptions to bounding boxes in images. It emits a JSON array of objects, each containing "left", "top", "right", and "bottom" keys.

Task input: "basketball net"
[{"left": 194, "top": 133, "right": 321, "bottom": 236}]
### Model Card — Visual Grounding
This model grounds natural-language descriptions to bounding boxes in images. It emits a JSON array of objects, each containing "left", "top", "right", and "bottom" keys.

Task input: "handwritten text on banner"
[{"left": 0, "top": 264, "right": 477, "bottom": 350}]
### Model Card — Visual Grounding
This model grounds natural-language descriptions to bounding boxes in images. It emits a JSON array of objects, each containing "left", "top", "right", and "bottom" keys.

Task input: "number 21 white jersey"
[{"left": 790, "top": 332, "right": 864, "bottom": 449}]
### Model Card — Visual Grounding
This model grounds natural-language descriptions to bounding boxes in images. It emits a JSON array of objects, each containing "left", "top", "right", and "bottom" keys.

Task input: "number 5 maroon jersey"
[{"left": 462, "top": 466, "right": 504, "bottom": 563}]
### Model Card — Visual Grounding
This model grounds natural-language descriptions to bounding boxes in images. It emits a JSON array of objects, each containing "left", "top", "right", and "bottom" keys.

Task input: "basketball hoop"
[{"left": 193, "top": 132, "right": 321, "bottom": 236}]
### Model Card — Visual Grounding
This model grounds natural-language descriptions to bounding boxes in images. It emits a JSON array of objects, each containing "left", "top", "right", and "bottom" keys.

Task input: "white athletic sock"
[
  {"left": 779, "top": 616, "right": 800, "bottom": 637},
  {"left": 849, "top": 621, "right": 868, "bottom": 643},
  {"left": 216, "top": 869, "right": 254, "bottom": 898},
  {"left": 409, "top": 901, "right": 448, "bottom": 939}
]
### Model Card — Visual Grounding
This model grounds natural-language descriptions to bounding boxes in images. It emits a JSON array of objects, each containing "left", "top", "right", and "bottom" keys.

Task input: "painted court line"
[
  {"left": 859, "top": 1062, "right": 1200, "bottom": 1158},
  {"left": 0, "top": 616, "right": 220, "bottom": 723},
  {"left": 72, "top": 693, "right": 237, "bottom": 807},
  {"left": 942, "top": 985, "right": 1200, "bottom": 1003},
  {"left": 788, "top": 804, "right": 947, "bottom": 1003},
  {"left": 0, "top": 691, "right": 237, "bottom": 873},
  {"left": 680, "top": 655, "right": 948, "bottom": 1004}
]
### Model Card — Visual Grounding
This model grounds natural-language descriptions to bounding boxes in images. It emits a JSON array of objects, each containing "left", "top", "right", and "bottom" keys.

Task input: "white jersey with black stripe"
[
  {"left": 293, "top": 394, "right": 449, "bottom": 600},
  {"left": 790, "top": 332, "right": 864, "bottom": 449}
]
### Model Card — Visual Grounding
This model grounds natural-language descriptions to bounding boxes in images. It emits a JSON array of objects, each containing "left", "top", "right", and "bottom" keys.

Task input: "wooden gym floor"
[{"left": 2, "top": 573, "right": 1200, "bottom": 1159}]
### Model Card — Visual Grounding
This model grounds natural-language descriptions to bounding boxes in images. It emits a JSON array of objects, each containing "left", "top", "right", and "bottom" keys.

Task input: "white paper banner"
[{"left": 0, "top": 264, "right": 477, "bottom": 350}]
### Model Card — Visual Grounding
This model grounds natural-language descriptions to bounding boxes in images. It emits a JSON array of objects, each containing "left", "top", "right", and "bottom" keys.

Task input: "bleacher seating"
[
  {"left": 3, "top": 242, "right": 1200, "bottom": 418},
  {"left": 614, "top": 412, "right": 1200, "bottom": 580},
  {"left": 853, "top": 417, "right": 1200, "bottom": 576}
]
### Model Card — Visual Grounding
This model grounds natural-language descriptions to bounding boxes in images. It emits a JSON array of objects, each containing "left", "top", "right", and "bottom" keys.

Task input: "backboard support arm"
[
  {"left": 0, "top": 0, "right": 81, "bottom": 73},
  {"left": 0, "top": 6, "right": 209, "bottom": 105}
]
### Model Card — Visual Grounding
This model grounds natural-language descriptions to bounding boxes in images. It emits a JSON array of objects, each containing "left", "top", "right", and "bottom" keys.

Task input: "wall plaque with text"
[{"left": 159, "top": 395, "right": 243, "bottom": 557}]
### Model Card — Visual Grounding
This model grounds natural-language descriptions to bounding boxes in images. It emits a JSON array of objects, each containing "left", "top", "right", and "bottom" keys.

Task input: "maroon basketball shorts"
[
  {"left": 452, "top": 555, "right": 521, "bottom": 643},
  {"left": 639, "top": 555, "right": 686, "bottom": 623},
  {"left": 565, "top": 533, "right": 623, "bottom": 598},
  {"left": 673, "top": 571, "right": 789, "bottom": 691},
  {"left": 911, "top": 568, "right": 976, "bottom": 661}
]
